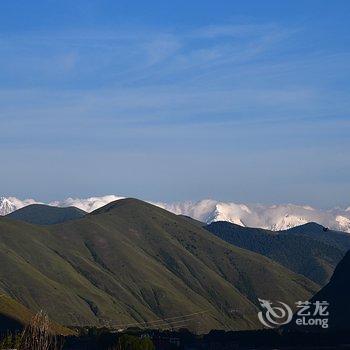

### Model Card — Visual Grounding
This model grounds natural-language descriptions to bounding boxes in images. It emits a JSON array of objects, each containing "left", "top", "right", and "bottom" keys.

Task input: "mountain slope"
[
  {"left": 309, "top": 250, "right": 350, "bottom": 330},
  {"left": 0, "top": 199, "right": 318, "bottom": 332},
  {"left": 205, "top": 221, "right": 346, "bottom": 285},
  {"left": 0, "top": 294, "right": 72, "bottom": 335},
  {"left": 178, "top": 215, "right": 205, "bottom": 227},
  {"left": 6, "top": 204, "right": 86, "bottom": 225},
  {"left": 283, "top": 222, "right": 350, "bottom": 251},
  {"left": 0, "top": 294, "right": 33, "bottom": 333}
]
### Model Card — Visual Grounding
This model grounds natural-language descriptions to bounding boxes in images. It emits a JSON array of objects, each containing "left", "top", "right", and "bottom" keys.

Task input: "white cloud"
[
  {"left": 49, "top": 195, "right": 125, "bottom": 212},
  {"left": 7, "top": 196, "right": 41, "bottom": 209},
  {"left": 335, "top": 215, "right": 350, "bottom": 232},
  {"left": 2, "top": 195, "right": 349, "bottom": 233}
]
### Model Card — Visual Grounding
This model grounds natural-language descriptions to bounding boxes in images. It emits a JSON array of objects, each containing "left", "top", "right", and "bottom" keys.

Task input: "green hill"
[
  {"left": 0, "top": 199, "right": 319, "bottom": 333},
  {"left": 6, "top": 204, "right": 86, "bottom": 225},
  {"left": 205, "top": 221, "right": 346, "bottom": 285},
  {"left": 178, "top": 215, "right": 206, "bottom": 227},
  {"left": 0, "top": 294, "right": 72, "bottom": 335},
  {"left": 0, "top": 294, "right": 33, "bottom": 333}
]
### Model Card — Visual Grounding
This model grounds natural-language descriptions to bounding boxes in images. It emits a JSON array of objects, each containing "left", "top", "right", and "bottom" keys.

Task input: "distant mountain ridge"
[
  {"left": 1, "top": 195, "right": 350, "bottom": 232},
  {"left": 282, "top": 222, "right": 350, "bottom": 250},
  {"left": 205, "top": 221, "right": 348, "bottom": 285},
  {"left": 7, "top": 204, "right": 86, "bottom": 225}
]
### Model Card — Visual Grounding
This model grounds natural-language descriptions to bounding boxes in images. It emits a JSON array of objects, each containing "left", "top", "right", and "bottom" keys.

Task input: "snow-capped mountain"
[
  {"left": 156, "top": 200, "right": 350, "bottom": 232},
  {"left": 0, "top": 197, "right": 39, "bottom": 216},
  {"left": 0, "top": 197, "right": 17, "bottom": 216},
  {"left": 1, "top": 195, "right": 350, "bottom": 233}
]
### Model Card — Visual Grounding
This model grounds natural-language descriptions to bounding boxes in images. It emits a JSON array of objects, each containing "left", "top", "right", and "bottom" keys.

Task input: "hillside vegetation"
[
  {"left": 0, "top": 294, "right": 71, "bottom": 336},
  {"left": 283, "top": 222, "right": 350, "bottom": 250},
  {"left": 6, "top": 204, "right": 86, "bottom": 225},
  {"left": 205, "top": 221, "right": 347, "bottom": 285},
  {"left": 0, "top": 199, "right": 319, "bottom": 332},
  {"left": 0, "top": 294, "right": 33, "bottom": 333}
]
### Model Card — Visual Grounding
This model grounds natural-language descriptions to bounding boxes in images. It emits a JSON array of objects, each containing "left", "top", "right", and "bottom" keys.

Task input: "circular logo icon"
[{"left": 258, "top": 298, "right": 293, "bottom": 328}]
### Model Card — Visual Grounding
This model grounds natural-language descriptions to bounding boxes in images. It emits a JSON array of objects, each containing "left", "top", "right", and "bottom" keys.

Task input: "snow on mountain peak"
[
  {"left": 270, "top": 215, "right": 308, "bottom": 231},
  {"left": 0, "top": 197, "right": 40, "bottom": 216},
  {"left": 0, "top": 197, "right": 16, "bottom": 216},
  {"left": 335, "top": 215, "right": 350, "bottom": 232},
  {"left": 1, "top": 195, "right": 350, "bottom": 233},
  {"left": 206, "top": 203, "right": 246, "bottom": 226}
]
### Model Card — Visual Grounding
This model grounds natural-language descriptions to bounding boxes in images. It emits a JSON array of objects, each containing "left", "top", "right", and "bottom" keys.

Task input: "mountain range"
[
  {"left": 205, "top": 221, "right": 349, "bottom": 285},
  {"left": 6, "top": 202, "right": 348, "bottom": 286},
  {"left": 0, "top": 198, "right": 318, "bottom": 333},
  {"left": 1, "top": 196, "right": 350, "bottom": 232}
]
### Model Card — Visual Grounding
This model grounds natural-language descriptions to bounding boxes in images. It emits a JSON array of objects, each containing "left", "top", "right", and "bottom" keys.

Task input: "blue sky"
[{"left": 0, "top": 0, "right": 349, "bottom": 207}]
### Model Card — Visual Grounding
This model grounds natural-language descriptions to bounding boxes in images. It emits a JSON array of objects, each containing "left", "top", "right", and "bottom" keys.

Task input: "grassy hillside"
[
  {"left": 0, "top": 199, "right": 319, "bottom": 333},
  {"left": 0, "top": 294, "right": 71, "bottom": 335},
  {"left": 205, "top": 221, "right": 346, "bottom": 285},
  {"left": 6, "top": 204, "right": 86, "bottom": 225},
  {"left": 0, "top": 294, "right": 33, "bottom": 333},
  {"left": 178, "top": 215, "right": 206, "bottom": 227}
]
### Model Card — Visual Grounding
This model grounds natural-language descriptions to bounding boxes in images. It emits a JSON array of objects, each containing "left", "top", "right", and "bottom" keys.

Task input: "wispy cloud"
[
  {"left": 0, "top": 20, "right": 349, "bottom": 205},
  {"left": 1, "top": 22, "right": 348, "bottom": 123}
]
